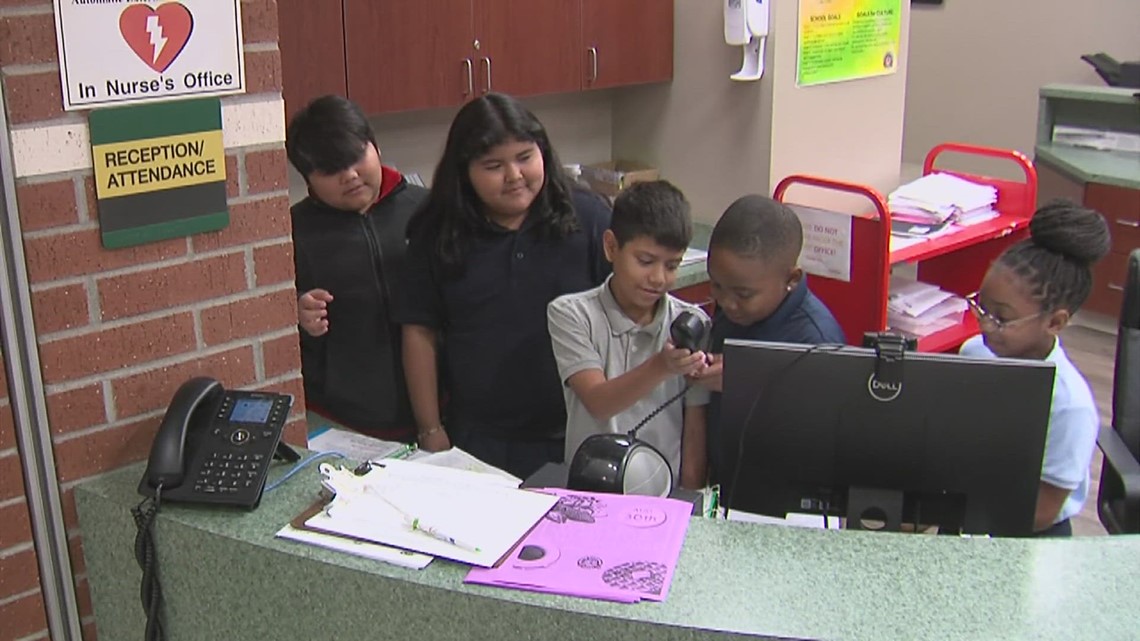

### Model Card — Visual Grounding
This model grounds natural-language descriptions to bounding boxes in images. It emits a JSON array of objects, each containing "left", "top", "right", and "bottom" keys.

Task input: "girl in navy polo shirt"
[{"left": 397, "top": 93, "right": 611, "bottom": 480}]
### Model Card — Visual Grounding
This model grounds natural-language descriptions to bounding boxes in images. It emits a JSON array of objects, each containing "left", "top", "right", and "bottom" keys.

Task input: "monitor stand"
[{"left": 846, "top": 486, "right": 904, "bottom": 532}]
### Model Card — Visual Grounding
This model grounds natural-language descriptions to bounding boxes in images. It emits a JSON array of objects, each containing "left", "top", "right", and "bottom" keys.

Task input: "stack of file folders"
[
  {"left": 888, "top": 172, "right": 999, "bottom": 239},
  {"left": 887, "top": 278, "right": 967, "bottom": 337}
]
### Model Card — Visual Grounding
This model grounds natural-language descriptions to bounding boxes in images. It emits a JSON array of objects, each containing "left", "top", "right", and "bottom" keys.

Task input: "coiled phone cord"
[
  {"left": 132, "top": 486, "right": 166, "bottom": 641},
  {"left": 627, "top": 385, "right": 689, "bottom": 438}
]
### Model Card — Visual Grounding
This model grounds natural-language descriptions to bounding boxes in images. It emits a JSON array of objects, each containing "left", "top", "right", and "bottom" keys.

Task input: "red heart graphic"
[{"left": 119, "top": 3, "right": 194, "bottom": 74}]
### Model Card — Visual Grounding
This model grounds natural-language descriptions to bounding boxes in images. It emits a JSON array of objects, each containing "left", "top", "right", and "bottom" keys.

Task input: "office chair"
[{"left": 1097, "top": 249, "right": 1140, "bottom": 534}]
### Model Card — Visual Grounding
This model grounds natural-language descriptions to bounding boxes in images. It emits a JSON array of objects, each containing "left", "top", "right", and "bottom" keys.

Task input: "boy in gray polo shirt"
[{"left": 547, "top": 181, "right": 711, "bottom": 489}]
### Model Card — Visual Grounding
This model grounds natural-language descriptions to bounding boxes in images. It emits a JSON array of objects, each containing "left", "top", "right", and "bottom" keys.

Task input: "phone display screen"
[{"left": 230, "top": 398, "right": 274, "bottom": 424}]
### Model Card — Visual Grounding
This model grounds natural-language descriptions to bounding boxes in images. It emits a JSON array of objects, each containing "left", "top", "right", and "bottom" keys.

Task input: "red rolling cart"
[{"left": 773, "top": 142, "right": 1039, "bottom": 352}]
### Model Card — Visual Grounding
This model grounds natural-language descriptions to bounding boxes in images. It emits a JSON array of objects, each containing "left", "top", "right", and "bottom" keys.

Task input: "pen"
[
  {"left": 367, "top": 485, "right": 482, "bottom": 553},
  {"left": 403, "top": 515, "right": 481, "bottom": 553}
]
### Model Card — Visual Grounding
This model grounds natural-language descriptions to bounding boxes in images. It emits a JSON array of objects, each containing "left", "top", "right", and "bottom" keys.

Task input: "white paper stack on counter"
[
  {"left": 887, "top": 278, "right": 967, "bottom": 337},
  {"left": 888, "top": 173, "right": 999, "bottom": 240}
]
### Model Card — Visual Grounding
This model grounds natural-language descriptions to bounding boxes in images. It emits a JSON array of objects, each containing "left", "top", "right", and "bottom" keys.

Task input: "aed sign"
[
  {"left": 52, "top": 0, "right": 245, "bottom": 110},
  {"left": 90, "top": 97, "right": 229, "bottom": 249}
]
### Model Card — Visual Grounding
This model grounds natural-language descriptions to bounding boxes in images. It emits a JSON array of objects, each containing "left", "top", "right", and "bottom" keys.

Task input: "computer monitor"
[{"left": 718, "top": 338, "right": 1056, "bottom": 537}]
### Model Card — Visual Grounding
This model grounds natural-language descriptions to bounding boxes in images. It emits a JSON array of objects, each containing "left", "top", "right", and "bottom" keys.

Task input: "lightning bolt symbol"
[{"left": 145, "top": 15, "right": 167, "bottom": 64}]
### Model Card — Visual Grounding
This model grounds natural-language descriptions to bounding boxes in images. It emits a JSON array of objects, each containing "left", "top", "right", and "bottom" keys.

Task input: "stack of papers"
[
  {"left": 406, "top": 447, "right": 523, "bottom": 487},
  {"left": 888, "top": 173, "right": 999, "bottom": 242},
  {"left": 276, "top": 524, "right": 434, "bottom": 570},
  {"left": 465, "top": 489, "right": 692, "bottom": 603},
  {"left": 1053, "top": 125, "right": 1140, "bottom": 153},
  {"left": 299, "top": 459, "right": 558, "bottom": 567},
  {"left": 308, "top": 426, "right": 416, "bottom": 461},
  {"left": 887, "top": 277, "right": 967, "bottom": 337}
]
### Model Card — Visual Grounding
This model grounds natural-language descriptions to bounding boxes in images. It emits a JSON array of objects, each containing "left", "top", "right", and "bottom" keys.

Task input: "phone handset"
[{"left": 142, "top": 377, "right": 223, "bottom": 491}]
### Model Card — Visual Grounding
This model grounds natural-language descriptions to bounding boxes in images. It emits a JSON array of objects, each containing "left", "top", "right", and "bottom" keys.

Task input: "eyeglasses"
[{"left": 965, "top": 292, "right": 1043, "bottom": 332}]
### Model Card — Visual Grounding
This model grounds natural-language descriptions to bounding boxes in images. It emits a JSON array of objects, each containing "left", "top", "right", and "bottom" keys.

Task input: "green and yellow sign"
[
  {"left": 796, "top": 0, "right": 902, "bottom": 87},
  {"left": 89, "top": 97, "right": 228, "bottom": 249}
]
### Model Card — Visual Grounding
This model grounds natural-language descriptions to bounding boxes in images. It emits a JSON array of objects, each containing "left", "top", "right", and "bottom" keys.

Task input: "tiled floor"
[{"left": 1060, "top": 314, "right": 1118, "bottom": 536}]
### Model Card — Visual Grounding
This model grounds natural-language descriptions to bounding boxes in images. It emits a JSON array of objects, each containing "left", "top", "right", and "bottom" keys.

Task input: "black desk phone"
[{"left": 137, "top": 377, "right": 295, "bottom": 509}]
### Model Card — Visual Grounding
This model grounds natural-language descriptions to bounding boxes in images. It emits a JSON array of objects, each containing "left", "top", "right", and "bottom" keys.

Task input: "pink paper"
[{"left": 464, "top": 489, "right": 692, "bottom": 603}]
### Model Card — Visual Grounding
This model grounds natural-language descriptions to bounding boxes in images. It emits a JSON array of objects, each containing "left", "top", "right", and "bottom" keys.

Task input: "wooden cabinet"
[
  {"left": 582, "top": 0, "right": 673, "bottom": 90},
  {"left": 475, "top": 0, "right": 582, "bottom": 98},
  {"left": 343, "top": 0, "right": 475, "bottom": 114},
  {"left": 278, "top": 0, "right": 347, "bottom": 122},
  {"left": 1083, "top": 182, "right": 1140, "bottom": 316},
  {"left": 278, "top": 0, "right": 674, "bottom": 118}
]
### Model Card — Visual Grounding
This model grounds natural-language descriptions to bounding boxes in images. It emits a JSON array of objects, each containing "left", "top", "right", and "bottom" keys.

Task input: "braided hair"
[{"left": 995, "top": 199, "right": 1111, "bottom": 314}]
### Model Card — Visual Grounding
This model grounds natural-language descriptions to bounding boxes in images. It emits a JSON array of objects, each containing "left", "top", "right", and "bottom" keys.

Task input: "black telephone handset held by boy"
[
  {"left": 670, "top": 310, "right": 709, "bottom": 353},
  {"left": 138, "top": 377, "right": 294, "bottom": 509}
]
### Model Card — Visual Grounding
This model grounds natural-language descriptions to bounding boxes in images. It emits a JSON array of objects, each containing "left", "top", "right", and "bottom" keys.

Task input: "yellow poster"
[{"left": 797, "top": 0, "right": 902, "bottom": 87}]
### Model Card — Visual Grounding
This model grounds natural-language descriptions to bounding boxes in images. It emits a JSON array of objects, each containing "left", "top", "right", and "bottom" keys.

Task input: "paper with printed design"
[{"left": 464, "top": 489, "right": 692, "bottom": 603}]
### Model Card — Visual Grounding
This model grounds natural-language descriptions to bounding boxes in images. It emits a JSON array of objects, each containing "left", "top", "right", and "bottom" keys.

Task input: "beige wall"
[
  {"left": 614, "top": 0, "right": 910, "bottom": 221},
  {"left": 612, "top": 1, "right": 774, "bottom": 223},
  {"left": 768, "top": 0, "right": 910, "bottom": 210},
  {"left": 903, "top": 1, "right": 1140, "bottom": 166}
]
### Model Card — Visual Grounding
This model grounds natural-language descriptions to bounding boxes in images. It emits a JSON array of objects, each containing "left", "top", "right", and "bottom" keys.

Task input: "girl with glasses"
[{"left": 960, "top": 199, "right": 1111, "bottom": 537}]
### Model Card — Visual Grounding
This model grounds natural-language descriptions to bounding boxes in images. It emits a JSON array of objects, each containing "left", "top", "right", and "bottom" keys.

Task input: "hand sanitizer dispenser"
[{"left": 724, "top": 0, "right": 769, "bottom": 82}]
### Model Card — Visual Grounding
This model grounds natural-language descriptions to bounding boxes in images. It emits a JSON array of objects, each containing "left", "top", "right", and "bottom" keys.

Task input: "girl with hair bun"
[{"left": 960, "top": 199, "right": 1111, "bottom": 537}]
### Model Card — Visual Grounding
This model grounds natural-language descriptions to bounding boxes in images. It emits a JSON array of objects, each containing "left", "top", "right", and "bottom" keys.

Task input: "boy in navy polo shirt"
[{"left": 690, "top": 194, "right": 845, "bottom": 483}]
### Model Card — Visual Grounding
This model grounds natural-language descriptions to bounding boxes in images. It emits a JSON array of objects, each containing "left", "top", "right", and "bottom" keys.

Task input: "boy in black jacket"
[{"left": 286, "top": 95, "right": 427, "bottom": 441}]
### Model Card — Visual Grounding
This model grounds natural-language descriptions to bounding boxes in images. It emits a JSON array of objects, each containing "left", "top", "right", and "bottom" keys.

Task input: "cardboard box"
[{"left": 581, "top": 161, "right": 659, "bottom": 198}]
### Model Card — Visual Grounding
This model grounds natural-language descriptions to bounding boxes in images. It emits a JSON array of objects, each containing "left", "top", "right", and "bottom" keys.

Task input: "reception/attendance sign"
[
  {"left": 89, "top": 98, "right": 228, "bottom": 249},
  {"left": 797, "top": 0, "right": 901, "bottom": 87},
  {"left": 52, "top": 0, "right": 245, "bottom": 110}
]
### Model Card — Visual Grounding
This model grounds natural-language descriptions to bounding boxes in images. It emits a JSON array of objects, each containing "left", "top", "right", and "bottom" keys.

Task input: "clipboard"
[
  {"left": 307, "top": 461, "right": 561, "bottom": 568},
  {"left": 275, "top": 495, "right": 433, "bottom": 570}
]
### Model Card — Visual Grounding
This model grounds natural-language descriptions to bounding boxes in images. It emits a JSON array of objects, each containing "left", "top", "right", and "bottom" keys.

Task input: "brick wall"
[{"left": 0, "top": 1, "right": 302, "bottom": 639}]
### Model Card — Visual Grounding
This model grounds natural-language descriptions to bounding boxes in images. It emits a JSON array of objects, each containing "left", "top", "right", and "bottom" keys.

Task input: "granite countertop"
[
  {"left": 673, "top": 222, "right": 711, "bottom": 291},
  {"left": 1035, "top": 144, "right": 1140, "bottom": 191},
  {"left": 76, "top": 460, "right": 1140, "bottom": 641},
  {"left": 1040, "top": 83, "right": 1140, "bottom": 104}
]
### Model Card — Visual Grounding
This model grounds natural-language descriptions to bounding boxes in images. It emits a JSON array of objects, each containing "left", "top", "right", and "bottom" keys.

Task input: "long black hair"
[
  {"left": 408, "top": 93, "right": 579, "bottom": 278},
  {"left": 996, "top": 199, "right": 1111, "bottom": 313}
]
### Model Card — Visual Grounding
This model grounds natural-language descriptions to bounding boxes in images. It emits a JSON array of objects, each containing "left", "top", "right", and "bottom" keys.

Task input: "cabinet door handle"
[
  {"left": 462, "top": 59, "right": 473, "bottom": 96},
  {"left": 481, "top": 57, "right": 492, "bottom": 93},
  {"left": 1115, "top": 218, "right": 1140, "bottom": 228},
  {"left": 1109, "top": 283, "right": 1125, "bottom": 292},
  {"left": 587, "top": 47, "right": 598, "bottom": 84}
]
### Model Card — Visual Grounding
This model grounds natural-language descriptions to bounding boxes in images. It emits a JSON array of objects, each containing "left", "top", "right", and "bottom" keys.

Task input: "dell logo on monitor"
[{"left": 867, "top": 374, "right": 902, "bottom": 402}]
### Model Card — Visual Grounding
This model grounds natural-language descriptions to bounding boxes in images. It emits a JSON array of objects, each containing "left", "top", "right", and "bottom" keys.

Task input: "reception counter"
[{"left": 75, "top": 460, "right": 1140, "bottom": 640}]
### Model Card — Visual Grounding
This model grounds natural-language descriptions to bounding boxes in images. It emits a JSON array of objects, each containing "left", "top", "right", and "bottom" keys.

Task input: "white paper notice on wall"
[
  {"left": 52, "top": 1, "right": 245, "bottom": 111},
  {"left": 791, "top": 204, "right": 852, "bottom": 282}
]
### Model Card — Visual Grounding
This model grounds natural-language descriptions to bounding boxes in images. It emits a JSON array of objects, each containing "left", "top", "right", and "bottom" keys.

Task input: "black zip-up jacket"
[{"left": 291, "top": 173, "right": 427, "bottom": 439}]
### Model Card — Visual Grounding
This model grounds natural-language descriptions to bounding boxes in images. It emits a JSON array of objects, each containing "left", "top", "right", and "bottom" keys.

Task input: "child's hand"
[
  {"left": 298, "top": 288, "right": 334, "bottom": 336},
  {"left": 688, "top": 353, "right": 723, "bottom": 392},
  {"left": 661, "top": 342, "right": 708, "bottom": 377}
]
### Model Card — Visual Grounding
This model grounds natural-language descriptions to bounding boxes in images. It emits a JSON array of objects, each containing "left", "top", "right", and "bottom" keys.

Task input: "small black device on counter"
[{"left": 137, "top": 377, "right": 295, "bottom": 510}]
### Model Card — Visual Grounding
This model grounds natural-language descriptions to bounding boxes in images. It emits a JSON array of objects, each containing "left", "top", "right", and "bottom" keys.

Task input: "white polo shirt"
[
  {"left": 960, "top": 335, "right": 1099, "bottom": 524},
  {"left": 548, "top": 277, "right": 710, "bottom": 482}
]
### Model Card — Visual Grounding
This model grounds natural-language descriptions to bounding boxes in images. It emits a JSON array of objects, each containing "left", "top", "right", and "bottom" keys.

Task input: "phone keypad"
[
  {"left": 185, "top": 394, "right": 291, "bottom": 502},
  {"left": 193, "top": 452, "right": 263, "bottom": 493}
]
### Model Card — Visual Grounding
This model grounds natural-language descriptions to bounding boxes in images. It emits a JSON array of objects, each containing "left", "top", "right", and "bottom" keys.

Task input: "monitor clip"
[{"left": 862, "top": 332, "right": 915, "bottom": 390}]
